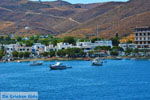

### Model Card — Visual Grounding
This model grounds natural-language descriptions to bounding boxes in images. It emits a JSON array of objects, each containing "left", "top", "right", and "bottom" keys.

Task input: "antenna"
[
  {"left": 96, "top": 24, "right": 99, "bottom": 37},
  {"left": 39, "top": 0, "right": 42, "bottom": 3}
]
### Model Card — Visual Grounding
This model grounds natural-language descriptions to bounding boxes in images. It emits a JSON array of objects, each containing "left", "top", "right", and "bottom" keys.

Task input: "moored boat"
[
  {"left": 92, "top": 58, "right": 103, "bottom": 66},
  {"left": 30, "top": 61, "right": 43, "bottom": 66},
  {"left": 50, "top": 62, "right": 72, "bottom": 70}
]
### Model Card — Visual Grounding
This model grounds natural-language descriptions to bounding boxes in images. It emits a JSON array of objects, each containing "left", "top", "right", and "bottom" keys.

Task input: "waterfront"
[{"left": 0, "top": 60, "right": 150, "bottom": 100}]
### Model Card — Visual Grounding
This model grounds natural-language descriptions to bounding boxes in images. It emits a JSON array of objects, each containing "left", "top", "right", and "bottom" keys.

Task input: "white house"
[
  {"left": 45, "top": 44, "right": 56, "bottom": 52},
  {"left": 4, "top": 44, "right": 19, "bottom": 54},
  {"left": 32, "top": 43, "right": 46, "bottom": 55},
  {"left": 56, "top": 42, "right": 73, "bottom": 50},
  {"left": 75, "top": 40, "right": 113, "bottom": 52},
  {"left": 16, "top": 46, "right": 32, "bottom": 52},
  {"left": 94, "top": 40, "right": 113, "bottom": 47},
  {"left": 119, "top": 43, "right": 137, "bottom": 50},
  {"left": 76, "top": 41, "right": 93, "bottom": 52}
]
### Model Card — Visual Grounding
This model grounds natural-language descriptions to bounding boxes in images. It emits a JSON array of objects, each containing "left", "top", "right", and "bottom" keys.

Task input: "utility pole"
[{"left": 39, "top": 0, "right": 42, "bottom": 3}]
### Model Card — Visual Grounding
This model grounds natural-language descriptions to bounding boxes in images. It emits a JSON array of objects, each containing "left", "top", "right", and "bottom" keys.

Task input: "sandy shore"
[
  {"left": 15, "top": 56, "right": 150, "bottom": 62},
  {"left": 0, "top": 56, "right": 150, "bottom": 63}
]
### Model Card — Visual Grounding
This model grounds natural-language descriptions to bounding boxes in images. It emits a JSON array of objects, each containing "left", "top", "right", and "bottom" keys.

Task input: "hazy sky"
[{"left": 31, "top": 0, "right": 129, "bottom": 4}]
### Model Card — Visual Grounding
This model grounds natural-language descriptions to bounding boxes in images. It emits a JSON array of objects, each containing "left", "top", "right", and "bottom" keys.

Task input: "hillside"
[
  {"left": 0, "top": 0, "right": 149, "bottom": 39},
  {"left": 62, "top": 0, "right": 150, "bottom": 38}
]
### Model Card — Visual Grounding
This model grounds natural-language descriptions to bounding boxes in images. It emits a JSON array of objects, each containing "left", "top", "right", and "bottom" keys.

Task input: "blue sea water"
[{"left": 0, "top": 59, "right": 150, "bottom": 100}]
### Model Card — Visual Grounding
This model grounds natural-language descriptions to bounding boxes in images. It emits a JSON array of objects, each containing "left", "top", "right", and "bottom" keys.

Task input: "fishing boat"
[
  {"left": 30, "top": 61, "right": 43, "bottom": 66},
  {"left": 92, "top": 58, "right": 103, "bottom": 66},
  {"left": 50, "top": 62, "right": 71, "bottom": 70}
]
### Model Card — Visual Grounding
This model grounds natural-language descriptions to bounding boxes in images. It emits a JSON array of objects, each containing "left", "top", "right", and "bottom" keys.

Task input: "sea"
[{"left": 0, "top": 59, "right": 150, "bottom": 100}]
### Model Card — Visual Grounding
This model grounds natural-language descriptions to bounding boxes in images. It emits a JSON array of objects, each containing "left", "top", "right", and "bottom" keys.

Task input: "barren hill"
[
  {"left": 0, "top": 0, "right": 149, "bottom": 39},
  {"left": 62, "top": 0, "right": 150, "bottom": 38}
]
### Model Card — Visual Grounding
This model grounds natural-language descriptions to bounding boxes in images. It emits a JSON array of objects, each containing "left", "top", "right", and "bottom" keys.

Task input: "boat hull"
[
  {"left": 30, "top": 63, "right": 43, "bottom": 66},
  {"left": 50, "top": 66, "right": 67, "bottom": 70},
  {"left": 92, "top": 63, "right": 103, "bottom": 66}
]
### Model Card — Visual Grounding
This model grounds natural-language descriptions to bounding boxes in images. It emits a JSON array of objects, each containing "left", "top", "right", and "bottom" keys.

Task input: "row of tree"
[
  {"left": 12, "top": 51, "right": 31, "bottom": 58},
  {"left": 41, "top": 48, "right": 86, "bottom": 58}
]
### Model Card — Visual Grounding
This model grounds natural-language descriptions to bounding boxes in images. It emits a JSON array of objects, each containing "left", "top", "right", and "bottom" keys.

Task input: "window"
[
  {"left": 140, "top": 37, "right": 142, "bottom": 40},
  {"left": 140, "top": 33, "right": 142, "bottom": 36}
]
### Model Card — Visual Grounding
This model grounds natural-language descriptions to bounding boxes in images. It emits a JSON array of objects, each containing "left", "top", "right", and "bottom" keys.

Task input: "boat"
[
  {"left": 92, "top": 58, "right": 103, "bottom": 66},
  {"left": 30, "top": 61, "right": 43, "bottom": 66},
  {"left": 17, "top": 60, "right": 21, "bottom": 63},
  {"left": 50, "top": 62, "right": 72, "bottom": 70},
  {"left": 115, "top": 57, "right": 122, "bottom": 60}
]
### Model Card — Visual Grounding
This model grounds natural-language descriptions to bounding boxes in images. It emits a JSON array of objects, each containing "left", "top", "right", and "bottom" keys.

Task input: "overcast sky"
[{"left": 31, "top": 0, "right": 129, "bottom": 4}]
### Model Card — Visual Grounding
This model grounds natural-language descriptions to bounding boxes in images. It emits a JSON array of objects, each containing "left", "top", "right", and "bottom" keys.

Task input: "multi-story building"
[
  {"left": 32, "top": 43, "right": 46, "bottom": 55},
  {"left": 134, "top": 27, "right": 150, "bottom": 49}
]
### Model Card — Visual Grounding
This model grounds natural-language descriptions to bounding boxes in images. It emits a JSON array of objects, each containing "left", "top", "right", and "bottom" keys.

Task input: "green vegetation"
[
  {"left": 63, "top": 36, "right": 76, "bottom": 45},
  {"left": 0, "top": 50, "right": 5, "bottom": 59},
  {"left": 12, "top": 51, "right": 31, "bottom": 58},
  {"left": 94, "top": 46, "right": 111, "bottom": 51}
]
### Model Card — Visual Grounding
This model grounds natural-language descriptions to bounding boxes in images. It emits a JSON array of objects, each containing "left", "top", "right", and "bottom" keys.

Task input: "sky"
[{"left": 31, "top": 0, "right": 129, "bottom": 4}]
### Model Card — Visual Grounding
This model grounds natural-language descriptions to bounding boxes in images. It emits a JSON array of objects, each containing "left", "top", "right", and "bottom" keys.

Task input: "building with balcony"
[{"left": 134, "top": 27, "right": 150, "bottom": 49}]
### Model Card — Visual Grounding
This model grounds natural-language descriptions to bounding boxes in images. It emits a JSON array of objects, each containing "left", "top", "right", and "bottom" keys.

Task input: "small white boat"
[
  {"left": 17, "top": 60, "right": 21, "bottom": 63},
  {"left": 50, "top": 62, "right": 72, "bottom": 70},
  {"left": 92, "top": 58, "right": 103, "bottom": 66},
  {"left": 30, "top": 61, "right": 43, "bottom": 66}
]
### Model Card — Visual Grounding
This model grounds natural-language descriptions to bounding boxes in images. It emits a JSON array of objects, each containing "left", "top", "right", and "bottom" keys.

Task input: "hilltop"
[{"left": 0, "top": 0, "right": 149, "bottom": 39}]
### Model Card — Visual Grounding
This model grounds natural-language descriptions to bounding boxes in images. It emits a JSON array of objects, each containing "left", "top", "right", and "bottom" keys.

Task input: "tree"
[
  {"left": 41, "top": 52, "right": 49, "bottom": 57},
  {"left": 133, "top": 48, "right": 139, "bottom": 54},
  {"left": 18, "top": 52, "right": 24, "bottom": 58},
  {"left": 111, "top": 37, "right": 120, "bottom": 46},
  {"left": 16, "top": 36, "right": 22, "bottom": 42},
  {"left": 57, "top": 49, "right": 66, "bottom": 57},
  {"left": 94, "top": 46, "right": 111, "bottom": 51},
  {"left": 12, "top": 51, "right": 19, "bottom": 57},
  {"left": 91, "top": 38, "right": 102, "bottom": 43},
  {"left": 41, "top": 39, "right": 49, "bottom": 46},
  {"left": 49, "top": 51, "right": 55, "bottom": 57},
  {"left": 51, "top": 39, "right": 59, "bottom": 46},
  {"left": 24, "top": 52, "right": 31, "bottom": 58},
  {"left": 110, "top": 51, "right": 119, "bottom": 56},
  {"left": 125, "top": 48, "right": 133, "bottom": 55},
  {"left": 63, "top": 37, "right": 76, "bottom": 45},
  {"left": 25, "top": 40, "right": 33, "bottom": 47},
  {"left": 66, "top": 48, "right": 85, "bottom": 58},
  {"left": 0, "top": 50, "right": 4, "bottom": 59},
  {"left": 111, "top": 46, "right": 124, "bottom": 52}
]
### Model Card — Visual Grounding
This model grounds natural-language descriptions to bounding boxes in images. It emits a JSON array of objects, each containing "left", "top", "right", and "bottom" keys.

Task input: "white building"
[
  {"left": 94, "top": 40, "right": 113, "bottom": 47},
  {"left": 16, "top": 46, "right": 32, "bottom": 52},
  {"left": 56, "top": 42, "right": 73, "bottom": 50},
  {"left": 32, "top": 43, "right": 46, "bottom": 55},
  {"left": 119, "top": 43, "right": 137, "bottom": 50},
  {"left": 76, "top": 41, "right": 93, "bottom": 52},
  {"left": 45, "top": 44, "right": 56, "bottom": 51},
  {"left": 76, "top": 40, "right": 113, "bottom": 52},
  {"left": 4, "top": 44, "right": 19, "bottom": 54},
  {"left": 134, "top": 27, "right": 150, "bottom": 49}
]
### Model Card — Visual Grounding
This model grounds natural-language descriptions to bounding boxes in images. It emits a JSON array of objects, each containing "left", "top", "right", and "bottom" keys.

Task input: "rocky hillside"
[{"left": 0, "top": 0, "right": 149, "bottom": 39}]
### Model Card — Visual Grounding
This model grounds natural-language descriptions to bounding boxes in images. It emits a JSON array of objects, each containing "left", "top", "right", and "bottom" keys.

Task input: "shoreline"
[{"left": 1, "top": 56, "right": 150, "bottom": 63}]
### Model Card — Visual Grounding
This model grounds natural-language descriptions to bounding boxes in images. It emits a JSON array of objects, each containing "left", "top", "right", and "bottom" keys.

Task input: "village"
[{"left": 0, "top": 27, "right": 150, "bottom": 61}]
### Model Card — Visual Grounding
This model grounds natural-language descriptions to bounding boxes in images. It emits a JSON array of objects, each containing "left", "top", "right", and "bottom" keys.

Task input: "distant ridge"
[{"left": 0, "top": 0, "right": 149, "bottom": 39}]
